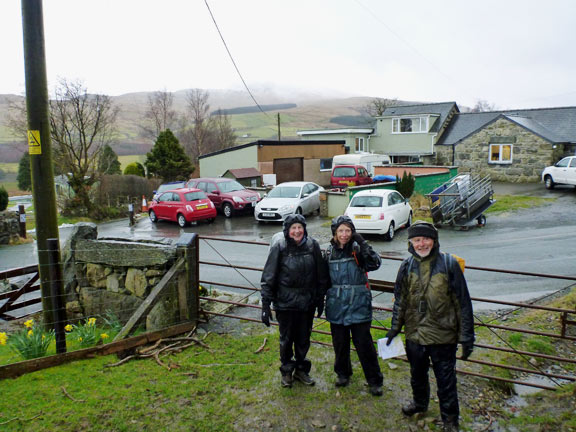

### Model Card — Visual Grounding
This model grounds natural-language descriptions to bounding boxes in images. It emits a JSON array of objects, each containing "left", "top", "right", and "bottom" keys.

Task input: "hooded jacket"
[
  {"left": 260, "top": 214, "right": 329, "bottom": 311},
  {"left": 390, "top": 238, "right": 475, "bottom": 345}
]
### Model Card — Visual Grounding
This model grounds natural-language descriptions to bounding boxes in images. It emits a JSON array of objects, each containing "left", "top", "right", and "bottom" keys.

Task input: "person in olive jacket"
[
  {"left": 386, "top": 221, "right": 474, "bottom": 432},
  {"left": 260, "top": 214, "right": 329, "bottom": 388},
  {"left": 324, "top": 215, "right": 384, "bottom": 396}
]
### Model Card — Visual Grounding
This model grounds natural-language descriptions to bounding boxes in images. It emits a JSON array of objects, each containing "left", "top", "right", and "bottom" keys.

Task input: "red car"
[
  {"left": 330, "top": 164, "right": 373, "bottom": 189},
  {"left": 186, "top": 178, "right": 261, "bottom": 218},
  {"left": 148, "top": 188, "right": 217, "bottom": 227}
]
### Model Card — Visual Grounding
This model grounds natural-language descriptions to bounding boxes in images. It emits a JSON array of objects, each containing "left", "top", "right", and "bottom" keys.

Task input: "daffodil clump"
[
  {"left": 8, "top": 319, "right": 54, "bottom": 360},
  {"left": 66, "top": 317, "right": 109, "bottom": 348}
]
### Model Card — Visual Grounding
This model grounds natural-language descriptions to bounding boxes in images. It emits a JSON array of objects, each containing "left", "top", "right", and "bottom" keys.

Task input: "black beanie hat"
[{"left": 407, "top": 221, "right": 438, "bottom": 240}]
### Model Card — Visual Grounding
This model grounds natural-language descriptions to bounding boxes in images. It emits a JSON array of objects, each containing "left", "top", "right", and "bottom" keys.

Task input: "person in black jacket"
[
  {"left": 324, "top": 215, "right": 384, "bottom": 396},
  {"left": 260, "top": 214, "right": 329, "bottom": 388},
  {"left": 386, "top": 221, "right": 474, "bottom": 432}
]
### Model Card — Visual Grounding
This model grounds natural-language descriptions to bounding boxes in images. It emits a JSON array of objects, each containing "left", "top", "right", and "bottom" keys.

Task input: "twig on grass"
[
  {"left": 254, "top": 337, "right": 268, "bottom": 354},
  {"left": 61, "top": 387, "right": 86, "bottom": 403},
  {"left": 0, "top": 412, "right": 42, "bottom": 426}
]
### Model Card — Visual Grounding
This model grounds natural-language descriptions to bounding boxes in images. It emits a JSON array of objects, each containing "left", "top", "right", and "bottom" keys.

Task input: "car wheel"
[
  {"left": 406, "top": 212, "right": 412, "bottom": 228},
  {"left": 223, "top": 203, "right": 234, "bottom": 218},
  {"left": 477, "top": 214, "right": 487, "bottom": 226},
  {"left": 177, "top": 214, "right": 187, "bottom": 228},
  {"left": 149, "top": 210, "right": 158, "bottom": 223},
  {"left": 296, "top": 207, "right": 303, "bottom": 215},
  {"left": 544, "top": 175, "right": 555, "bottom": 190},
  {"left": 385, "top": 222, "right": 395, "bottom": 241}
]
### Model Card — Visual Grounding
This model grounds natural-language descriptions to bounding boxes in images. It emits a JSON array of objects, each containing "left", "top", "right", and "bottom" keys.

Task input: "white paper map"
[{"left": 377, "top": 337, "right": 406, "bottom": 360}]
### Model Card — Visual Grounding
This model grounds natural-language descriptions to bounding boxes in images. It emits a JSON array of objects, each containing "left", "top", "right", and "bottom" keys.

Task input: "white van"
[{"left": 332, "top": 152, "right": 391, "bottom": 176}]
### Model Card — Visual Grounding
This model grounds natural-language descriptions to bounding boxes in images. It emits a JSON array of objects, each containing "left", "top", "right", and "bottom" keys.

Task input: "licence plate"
[
  {"left": 355, "top": 215, "right": 371, "bottom": 219},
  {"left": 262, "top": 212, "right": 275, "bottom": 217},
  {"left": 196, "top": 204, "right": 208, "bottom": 209},
  {"left": 251, "top": 201, "right": 256, "bottom": 207}
]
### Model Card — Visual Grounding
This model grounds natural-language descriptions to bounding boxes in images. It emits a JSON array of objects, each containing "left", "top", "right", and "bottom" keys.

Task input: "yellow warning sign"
[{"left": 28, "top": 130, "right": 42, "bottom": 155}]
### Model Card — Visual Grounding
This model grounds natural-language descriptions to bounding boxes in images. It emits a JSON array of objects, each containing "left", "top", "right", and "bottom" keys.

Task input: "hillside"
[{"left": 0, "top": 88, "right": 405, "bottom": 163}]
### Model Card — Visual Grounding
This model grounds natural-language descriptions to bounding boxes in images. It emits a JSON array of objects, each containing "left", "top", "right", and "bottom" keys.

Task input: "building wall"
[
  {"left": 199, "top": 145, "right": 258, "bottom": 177},
  {"left": 450, "top": 119, "right": 565, "bottom": 182},
  {"left": 257, "top": 143, "right": 345, "bottom": 161},
  {"left": 371, "top": 117, "right": 436, "bottom": 155},
  {"left": 301, "top": 133, "right": 370, "bottom": 152}
]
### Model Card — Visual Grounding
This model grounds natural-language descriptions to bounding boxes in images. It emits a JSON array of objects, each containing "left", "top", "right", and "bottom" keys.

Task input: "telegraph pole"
[
  {"left": 21, "top": 0, "right": 61, "bottom": 328},
  {"left": 277, "top": 113, "right": 281, "bottom": 142}
]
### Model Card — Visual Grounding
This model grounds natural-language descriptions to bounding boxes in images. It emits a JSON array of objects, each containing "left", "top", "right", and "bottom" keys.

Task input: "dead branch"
[
  {"left": 254, "top": 337, "right": 268, "bottom": 354},
  {"left": 154, "top": 351, "right": 171, "bottom": 371},
  {"left": 177, "top": 371, "right": 198, "bottom": 377},
  {"left": 0, "top": 412, "right": 42, "bottom": 426},
  {"left": 61, "top": 387, "right": 86, "bottom": 403}
]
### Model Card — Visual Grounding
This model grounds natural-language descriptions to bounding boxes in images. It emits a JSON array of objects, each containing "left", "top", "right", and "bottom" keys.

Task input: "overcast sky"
[{"left": 2, "top": 0, "right": 576, "bottom": 110}]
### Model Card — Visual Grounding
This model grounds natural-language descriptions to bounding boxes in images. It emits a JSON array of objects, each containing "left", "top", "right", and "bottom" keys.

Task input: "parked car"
[
  {"left": 344, "top": 189, "right": 412, "bottom": 241},
  {"left": 149, "top": 188, "right": 216, "bottom": 227},
  {"left": 330, "top": 165, "right": 373, "bottom": 189},
  {"left": 254, "top": 181, "right": 324, "bottom": 222},
  {"left": 186, "top": 178, "right": 261, "bottom": 218},
  {"left": 542, "top": 156, "right": 576, "bottom": 189},
  {"left": 153, "top": 181, "right": 187, "bottom": 201}
]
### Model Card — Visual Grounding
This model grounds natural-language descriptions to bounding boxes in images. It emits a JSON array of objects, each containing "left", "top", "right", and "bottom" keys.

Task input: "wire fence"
[{"left": 1, "top": 235, "right": 575, "bottom": 391}]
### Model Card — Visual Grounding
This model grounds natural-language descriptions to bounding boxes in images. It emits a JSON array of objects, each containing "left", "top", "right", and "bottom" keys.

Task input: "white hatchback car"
[
  {"left": 542, "top": 156, "right": 576, "bottom": 189},
  {"left": 344, "top": 189, "right": 412, "bottom": 240},
  {"left": 255, "top": 181, "right": 324, "bottom": 222}
]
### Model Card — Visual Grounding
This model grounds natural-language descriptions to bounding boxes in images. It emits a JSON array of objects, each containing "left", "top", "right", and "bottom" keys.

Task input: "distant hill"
[{"left": 0, "top": 88, "right": 414, "bottom": 163}]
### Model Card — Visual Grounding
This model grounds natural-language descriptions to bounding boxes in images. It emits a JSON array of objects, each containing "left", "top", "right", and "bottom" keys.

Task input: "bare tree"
[
  {"left": 141, "top": 89, "right": 179, "bottom": 140},
  {"left": 212, "top": 109, "right": 236, "bottom": 151},
  {"left": 183, "top": 88, "right": 212, "bottom": 162},
  {"left": 470, "top": 99, "right": 498, "bottom": 113},
  {"left": 50, "top": 78, "right": 119, "bottom": 216},
  {"left": 364, "top": 97, "right": 399, "bottom": 117}
]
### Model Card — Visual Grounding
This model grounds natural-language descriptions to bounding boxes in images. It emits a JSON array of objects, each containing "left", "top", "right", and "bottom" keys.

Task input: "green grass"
[
  {"left": 0, "top": 162, "right": 18, "bottom": 173},
  {"left": 486, "top": 194, "right": 555, "bottom": 214}
]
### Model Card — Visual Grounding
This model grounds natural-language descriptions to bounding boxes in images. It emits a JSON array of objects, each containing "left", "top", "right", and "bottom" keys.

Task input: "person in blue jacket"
[{"left": 324, "top": 215, "right": 384, "bottom": 396}]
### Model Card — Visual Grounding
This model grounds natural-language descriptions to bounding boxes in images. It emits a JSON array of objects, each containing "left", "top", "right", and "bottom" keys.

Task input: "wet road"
[{"left": 1, "top": 183, "right": 575, "bottom": 310}]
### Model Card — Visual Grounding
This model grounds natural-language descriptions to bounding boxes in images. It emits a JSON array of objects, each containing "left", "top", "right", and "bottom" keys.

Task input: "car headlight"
[
  {"left": 279, "top": 204, "right": 294, "bottom": 212},
  {"left": 233, "top": 196, "right": 244, "bottom": 203}
]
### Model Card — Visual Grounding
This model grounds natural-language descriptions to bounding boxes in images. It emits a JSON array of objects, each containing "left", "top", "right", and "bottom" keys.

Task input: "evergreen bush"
[
  {"left": 0, "top": 186, "right": 8, "bottom": 211},
  {"left": 396, "top": 171, "right": 416, "bottom": 199}
]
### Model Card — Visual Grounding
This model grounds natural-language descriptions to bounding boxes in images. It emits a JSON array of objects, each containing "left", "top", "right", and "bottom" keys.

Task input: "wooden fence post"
[{"left": 176, "top": 233, "right": 199, "bottom": 324}]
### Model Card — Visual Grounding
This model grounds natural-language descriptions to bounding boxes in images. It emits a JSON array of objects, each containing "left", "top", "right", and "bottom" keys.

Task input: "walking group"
[{"left": 260, "top": 214, "right": 475, "bottom": 432}]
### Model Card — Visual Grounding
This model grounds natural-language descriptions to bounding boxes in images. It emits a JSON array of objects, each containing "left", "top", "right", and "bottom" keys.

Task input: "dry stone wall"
[{"left": 0, "top": 211, "right": 19, "bottom": 245}]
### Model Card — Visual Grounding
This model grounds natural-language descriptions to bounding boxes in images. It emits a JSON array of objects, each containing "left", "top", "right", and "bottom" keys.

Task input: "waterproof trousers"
[
  {"left": 276, "top": 309, "right": 315, "bottom": 375},
  {"left": 405, "top": 340, "right": 459, "bottom": 423},
  {"left": 330, "top": 321, "right": 383, "bottom": 386}
]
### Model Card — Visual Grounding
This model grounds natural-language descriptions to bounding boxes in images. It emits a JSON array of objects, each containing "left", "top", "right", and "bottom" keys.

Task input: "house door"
[{"left": 273, "top": 158, "right": 303, "bottom": 184}]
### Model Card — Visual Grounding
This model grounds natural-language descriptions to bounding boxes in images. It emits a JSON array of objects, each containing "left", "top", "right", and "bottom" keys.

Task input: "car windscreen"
[
  {"left": 349, "top": 195, "right": 383, "bottom": 208},
  {"left": 219, "top": 180, "right": 245, "bottom": 193},
  {"left": 333, "top": 167, "right": 356, "bottom": 177},
  {"left": 184, "top": 191, "right": 207, "bottom": 202},
  {"left": 158, "top": 182, "right": 186, "bottom": 193},
  {"left": 267, "top": 186, "right": 301, "bottom": 198}
]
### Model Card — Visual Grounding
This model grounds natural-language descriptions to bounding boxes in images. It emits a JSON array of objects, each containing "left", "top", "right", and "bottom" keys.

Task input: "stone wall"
[
  {"left": 0, "top": 211, "right": 20, "bottom": 245},
  {"left": 435, "top": 119, "right": 566, "bottom": 182},
  {"left": 62, "top": 223, "right": 182, "bottom": 331}
]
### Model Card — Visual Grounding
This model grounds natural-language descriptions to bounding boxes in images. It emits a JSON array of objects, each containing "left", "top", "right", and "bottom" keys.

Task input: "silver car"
[{"left": 254, "top": 181, "right": 324, "bottom": 222}]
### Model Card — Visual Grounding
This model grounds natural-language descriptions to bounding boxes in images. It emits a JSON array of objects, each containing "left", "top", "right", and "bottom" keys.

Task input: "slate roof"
[
  {"left": 380, "top": 102, "right": 459, "bottom": 133},
  {"left": 437, "top": 106, "right": 576, "bottom": 145}
]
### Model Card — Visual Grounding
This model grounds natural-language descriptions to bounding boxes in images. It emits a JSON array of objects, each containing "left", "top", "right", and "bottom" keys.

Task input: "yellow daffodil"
[
  {"left": 78, "top": 337, "right": 83, "bottom": 342},
  {"left": 65, "top": 324, "right": 73, "bottom": 332},
  {"left": 0, "top": 332, "right": 7, "bottom": 346},
  {"left": 24, "top": 319, "right": 34, "bottom": 329},
  {"left": 27, "top": 330, "right": 33, "bottom": 337},
  {"left": 100, "top": 333, "right": 109, "bottom": 340},
  {"left": 87, "top": 318, "right": 96, "bottom": 326}
]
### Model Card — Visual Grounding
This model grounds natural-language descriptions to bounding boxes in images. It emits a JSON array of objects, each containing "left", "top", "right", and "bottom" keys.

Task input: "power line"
[{"left": 204, "top": 0, "right": 270, "bottom": 118}]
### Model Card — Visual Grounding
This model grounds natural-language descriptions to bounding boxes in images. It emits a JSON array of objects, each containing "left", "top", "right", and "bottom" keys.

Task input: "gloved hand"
[
  {"left": 261, "top": 303, "right": 272, "bottom": 327},
  {"left": 385, "top": 329, "right": 399, "bottom": 346},
  {"left": 316, "top": 299, "right": 325, "bottom": 318},
  {"left": 461, "top": 341, "right": 474, "bottom": 360},
  {"left": 352, "top": 232, "right": 365, "bottom": 245}
]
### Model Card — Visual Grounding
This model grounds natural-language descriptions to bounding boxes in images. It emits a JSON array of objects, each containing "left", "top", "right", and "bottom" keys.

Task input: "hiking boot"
[
  {"left": 369, "top": 385, "right": 383, "bottom": 396},
  {"left": 335, "top": 375, "right": 349, "bottom": 387},
  {"left": 281, "top": 373, "right": 293, "bottom": 388},
  {"left": 401, "top": 401, "right": 427, "bottom": 417},
  {"left": 442, "top": 420, "right": 459, "bottom": 432},
  {"left": 294, "top": 370, "right": 315, "bottom": 386}
]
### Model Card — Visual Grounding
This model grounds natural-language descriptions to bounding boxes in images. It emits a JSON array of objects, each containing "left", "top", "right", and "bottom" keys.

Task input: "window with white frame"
[
  {"left": 489, "top": 144, "right": 513, "bottom": 164},
  {"left": 355, "top": 137, "right": 366, "bottom": 152},
  {"left": 392, "top": 117, "right": 428, "bottom": 133},
  {"left": 320, "top": 158, "right": 332, "bottom": 171}
]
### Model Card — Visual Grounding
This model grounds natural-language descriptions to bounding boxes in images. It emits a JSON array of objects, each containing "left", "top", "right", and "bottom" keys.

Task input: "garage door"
[{"left": 274, "top": 158, "right": 303, "bottom": 184}]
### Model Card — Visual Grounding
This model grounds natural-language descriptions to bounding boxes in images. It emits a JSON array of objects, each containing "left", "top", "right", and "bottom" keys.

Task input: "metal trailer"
[{"left": 426, "top": 174, "right": 495, "bottom": 227}]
